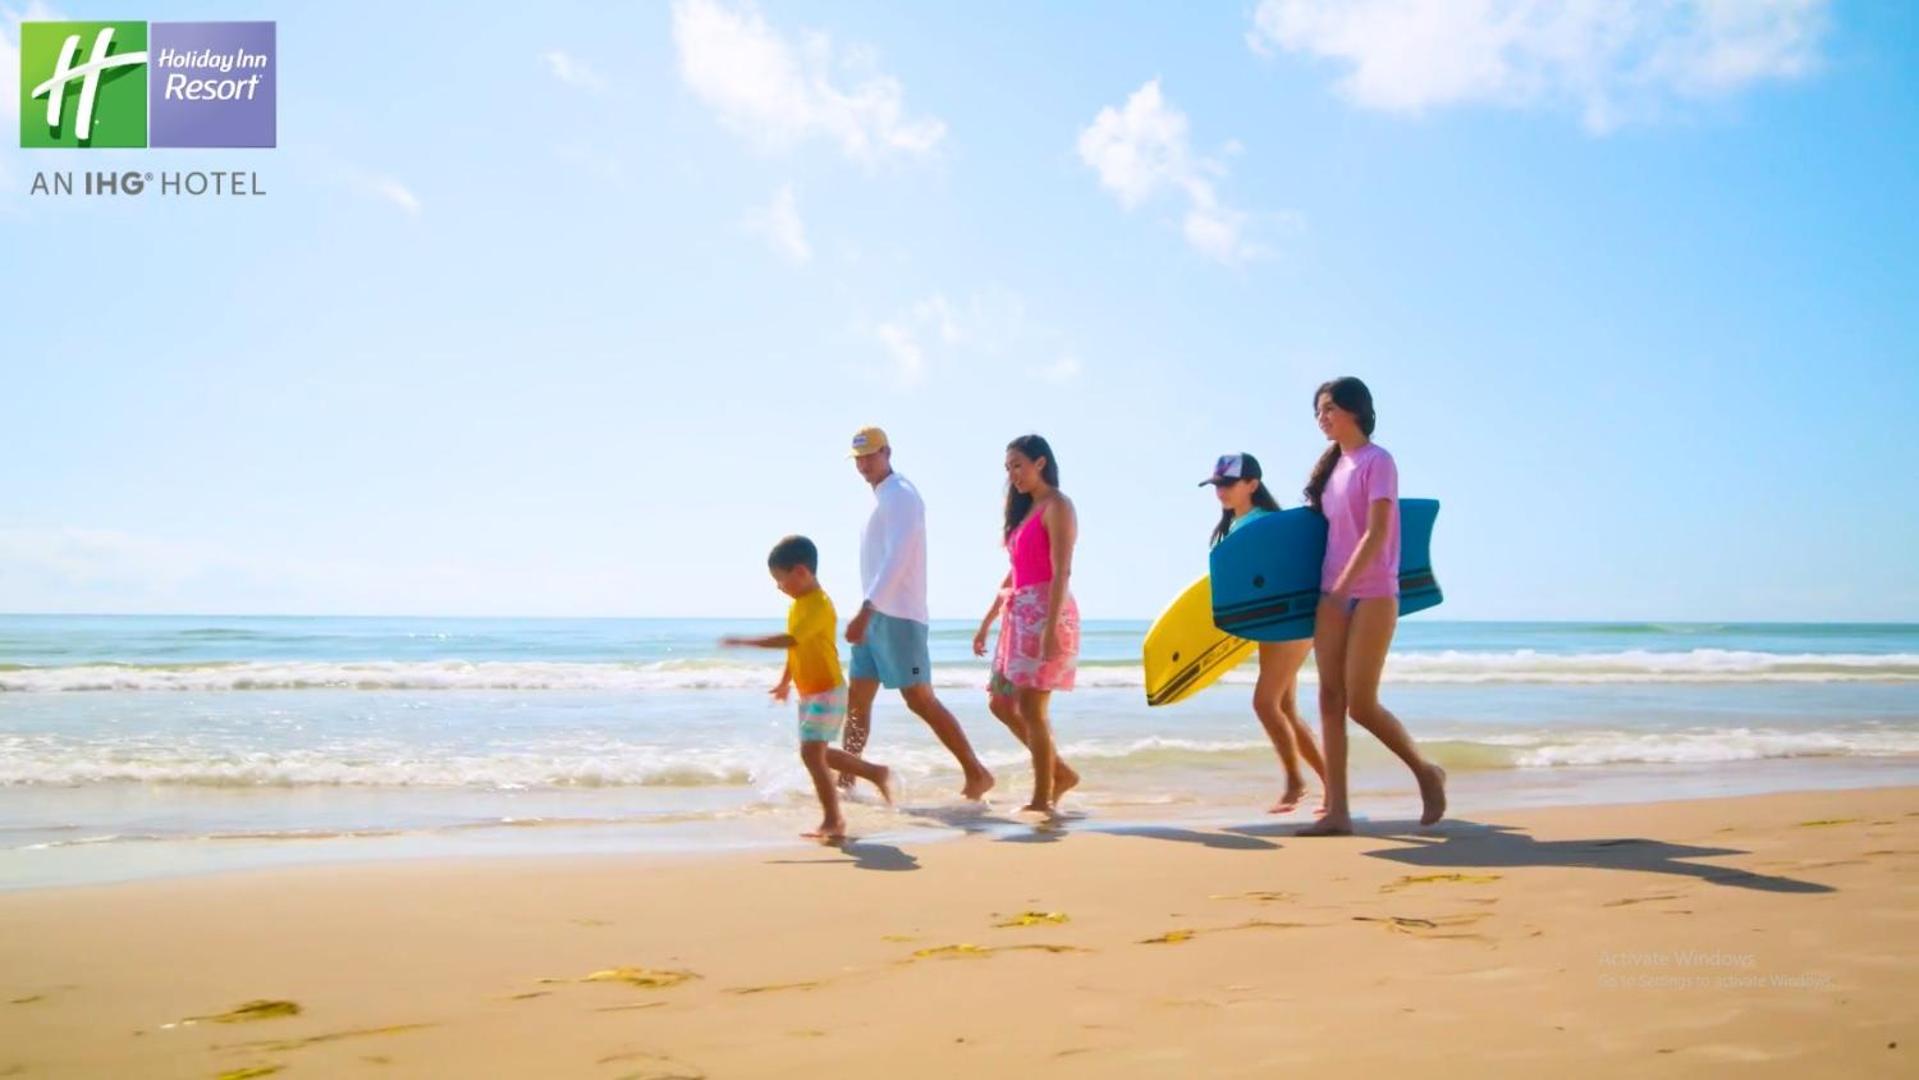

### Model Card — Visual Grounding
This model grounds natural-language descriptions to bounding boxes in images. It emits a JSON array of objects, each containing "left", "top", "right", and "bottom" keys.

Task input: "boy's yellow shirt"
[{"left": 786, "top": 588, "right": 844, "bottom": 696}]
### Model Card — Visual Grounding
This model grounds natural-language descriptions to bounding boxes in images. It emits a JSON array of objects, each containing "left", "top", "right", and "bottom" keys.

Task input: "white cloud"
[
  {"left": 303, "top": 146, "right": 425, "bottom": 218},
  {"left": 366, "top": 176, "right": 422, "bottom": 216},
  {"left": 874, "top": 320, "right": 927, "bottom": 385},
  {"left": 1077, "top": 80, "right": 1262, "bottom": 265},
  {"left": 862, "top": 289, "right": 1081, "bottom": 389},
  {"left": 540, "top": 48, "right": 607, "bottom": 92},
  {"left": 740, "top": 184, "right": 811, "bottom": 264},
  {"left": 671, "top": 0, "right": 946, "bottom": 164},
  {"left": 1248, "top": 0, "right": 1830, "bottom": 133},
  {"left": 869, "top": 294, "right": 955, "bottom": 386}
]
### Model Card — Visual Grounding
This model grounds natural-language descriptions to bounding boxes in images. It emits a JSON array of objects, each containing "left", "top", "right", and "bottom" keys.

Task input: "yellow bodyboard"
[{"left": 1142, "top": 576, "right": 1256, "bottom": 706}]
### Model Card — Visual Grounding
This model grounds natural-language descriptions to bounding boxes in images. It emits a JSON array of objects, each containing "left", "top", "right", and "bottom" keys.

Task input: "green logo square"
[{"left": 19, "top": 21, "right": 150, "bottom": 148}]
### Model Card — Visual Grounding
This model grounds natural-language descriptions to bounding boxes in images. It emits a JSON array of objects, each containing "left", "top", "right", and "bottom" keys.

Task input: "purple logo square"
[{"left": 148, "top": 22, "right": 275, "bottom": 148}]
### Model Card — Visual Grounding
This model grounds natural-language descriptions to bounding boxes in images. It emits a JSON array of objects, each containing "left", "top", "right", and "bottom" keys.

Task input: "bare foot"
[
  {"left": 961, "top": 767, "right": 996, "bottom": 801},
  {"left": 873, "top": 766, "right": 898, "bottom": 808},
  {"left": 1018, "top": 801, "right": 1055, "bottom": 815},
  {"left": 1296, "top": 815, "right": 1353, "bottom": 837},
  {"left": 803, "top": 821, "right": 847, "bottom": 841},
  {"left": 1418, "top": 764, "right": 1448, "bottom": 826},
  {"left": 1054, "top": 764, "right": 1080, "bottom": 801},
  {"left": 1269, "top": 777, "right": 1306, "bottom": 814}
]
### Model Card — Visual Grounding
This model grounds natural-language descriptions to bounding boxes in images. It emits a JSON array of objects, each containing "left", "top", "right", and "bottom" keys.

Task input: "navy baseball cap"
[{"left": 1199, "top": 453, "right": 1263, "bottom": 486}]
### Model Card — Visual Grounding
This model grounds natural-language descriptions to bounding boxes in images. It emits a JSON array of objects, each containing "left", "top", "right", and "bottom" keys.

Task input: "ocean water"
[{"left": 3, "top": 615, "right": 1916, "bottom": 888}]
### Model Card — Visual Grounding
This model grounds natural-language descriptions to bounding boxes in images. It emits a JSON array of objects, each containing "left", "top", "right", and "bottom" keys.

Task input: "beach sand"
[{"left": 2, "top": 787, "right": 1913, "bottom": 1077}]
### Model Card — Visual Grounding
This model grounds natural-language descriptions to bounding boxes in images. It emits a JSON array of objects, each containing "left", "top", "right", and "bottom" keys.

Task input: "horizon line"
[{"left": 1, "top": 611, "right": 1913, "bottom": 627}]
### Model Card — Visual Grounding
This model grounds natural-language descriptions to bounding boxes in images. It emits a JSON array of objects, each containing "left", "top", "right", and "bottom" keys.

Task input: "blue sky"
[{"left": 2, "top": 0, "right": 1914, "bottom": 621}]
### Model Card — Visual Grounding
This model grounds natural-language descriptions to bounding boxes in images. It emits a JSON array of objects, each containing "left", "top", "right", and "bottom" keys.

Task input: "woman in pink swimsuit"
[
  {"left": 1297, "top": 377, "right": 1447, "bottom": 836},
  {"left": 972, "top": 434, "right": 1081, "bottom": 813}
]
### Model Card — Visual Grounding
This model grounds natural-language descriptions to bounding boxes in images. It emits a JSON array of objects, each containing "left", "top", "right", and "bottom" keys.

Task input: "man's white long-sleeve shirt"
[{"left": 860, "top": 472, "right": 930, "bottom": 623}]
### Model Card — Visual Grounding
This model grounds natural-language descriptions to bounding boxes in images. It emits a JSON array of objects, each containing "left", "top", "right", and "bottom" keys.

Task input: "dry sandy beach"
[{"left": 2, "top": 787, "right": 1914, "bottom": 1078}]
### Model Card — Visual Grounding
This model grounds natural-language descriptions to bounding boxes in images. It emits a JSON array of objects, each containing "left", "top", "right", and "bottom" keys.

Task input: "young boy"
[{"left": 722, "top": 535, "right": 895, "bottom": 841}]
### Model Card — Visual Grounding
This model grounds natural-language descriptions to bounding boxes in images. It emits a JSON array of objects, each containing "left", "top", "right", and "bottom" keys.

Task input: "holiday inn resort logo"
[{"left": 19, "top": 20, "right": 276, "bottom": 148}]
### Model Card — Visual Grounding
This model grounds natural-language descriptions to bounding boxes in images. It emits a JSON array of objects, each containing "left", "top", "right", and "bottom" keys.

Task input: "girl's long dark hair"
[
  {"left": 1304, "top": 377, "right": 1377, "bottom": 513},
  {"left": 1210, "top": 480, "right": 1282, "bottom": 547},
  {"left": 1003, "top": 434, "right": 1060, "bottom": 542}
]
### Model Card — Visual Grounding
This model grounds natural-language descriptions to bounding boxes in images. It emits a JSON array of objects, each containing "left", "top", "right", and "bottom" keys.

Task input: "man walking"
[{"left": 842, "top": 427, "right": 995, "bottom": 800}]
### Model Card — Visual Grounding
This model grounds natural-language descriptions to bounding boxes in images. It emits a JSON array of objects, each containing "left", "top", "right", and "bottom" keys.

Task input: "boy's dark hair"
[{"left": 768, "top": 535, "right": 818, "bottom": 573}]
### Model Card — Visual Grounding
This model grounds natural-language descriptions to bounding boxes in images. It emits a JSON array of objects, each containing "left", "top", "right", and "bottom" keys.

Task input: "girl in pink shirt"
[
  {"left": 1296, "top": 378, "right": 1447, "bottom": 836},
  {"left": 972, "top": 434, "right": 1081, "bottom": 814}
]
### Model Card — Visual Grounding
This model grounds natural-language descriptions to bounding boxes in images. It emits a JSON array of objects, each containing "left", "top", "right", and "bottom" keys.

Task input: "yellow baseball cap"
[{"left": 848, "top": 426, "right": 891, "bottom": 458}]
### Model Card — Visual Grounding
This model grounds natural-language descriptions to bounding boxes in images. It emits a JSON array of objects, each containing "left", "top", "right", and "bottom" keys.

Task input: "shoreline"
[
  {"left": 2, "top": 786, "right": 1913, "bottom": 1075},
  {"left": 6, "top": 758, "right": 1917, "bottom": 892}
]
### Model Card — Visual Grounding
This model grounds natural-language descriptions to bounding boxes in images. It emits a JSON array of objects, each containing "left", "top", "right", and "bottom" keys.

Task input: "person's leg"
[
  {"left": 1278, "top": 643, "right": 1329, "bottom": 791},
  {"left": 1298, "top": 596, "right": 1354, "bottom": 836},
  {"left": 838, "top": 677, "right": 880, "bottom": 792},
  {"left": 799, "top": 740, "right": 845, "bottom": 840},
  {"left": 1284, "top": 691, "right": 1330, "bottom": 816},
  {"left": 1254, "top": 640, "right": 1311, "bottom": 812},
  {"left": 988, "top": 690, "right": 1025, "bottom": 742},
  {"left": 824, "top": 747, "right": 895, "bottom": 805},
  {"left": 1343, "top": 598, "right": 1447, "bottom": 826},
  {"left": 988, "top": 686, "right": 1077, "bottom": 797},
  {"left": 1017, "top": 687, "right": 1056, "bottom": 812},
  {"left": 900, "top": 683, "right": 995, "bottom": 799},
  {"left": 1282, "top": 699, "right": 1329, "bottom": 786}
]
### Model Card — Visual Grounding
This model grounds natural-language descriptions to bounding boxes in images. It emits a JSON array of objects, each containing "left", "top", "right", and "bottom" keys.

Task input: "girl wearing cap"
[
  {"left": 973, "top": 434, "right": 1081, "bottom": 814},
  {"left": 1203, "top": 453, "right": 1328, "bottom": 814},
  {"left": 1297, "top": 377, "right": 1447, "bottom": 836}
]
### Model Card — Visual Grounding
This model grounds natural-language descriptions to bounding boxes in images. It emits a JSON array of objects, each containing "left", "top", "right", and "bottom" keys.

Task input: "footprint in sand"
[
  {"left": 1352, "top": 913, "right": 1493, "bottom": 941},
  {"left": 1381, "top": 873, "right": 1502, "bottom": 892},
  {"left": 582, "top": 968, "right": 700, "bottom": 989},
  {"left": 215, "top": 1024, "right": 437, "bottom": 1054},
  {"left": 1208, "top": 890, "right": 1294, "bottom": 903},
  {"left": 723, "top": 981, "right": 823, "bottom": 996}
]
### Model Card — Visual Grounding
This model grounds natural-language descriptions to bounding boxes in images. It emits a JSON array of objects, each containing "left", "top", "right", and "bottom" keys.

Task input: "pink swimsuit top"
[{"left": 1009, "top": 506, "right": 1053, "bottom": 589}]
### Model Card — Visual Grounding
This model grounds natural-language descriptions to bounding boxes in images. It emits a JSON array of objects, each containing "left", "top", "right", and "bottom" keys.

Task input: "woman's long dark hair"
[
  {"left": 1210, "top": 479, "right": 1282, "bottom": 547},
  {"left": 1304, "top": 377, "right": 1377, "bottom": 513},
  {"left": 1003, "top": 434, "right": 1060, "bottom": 542}
]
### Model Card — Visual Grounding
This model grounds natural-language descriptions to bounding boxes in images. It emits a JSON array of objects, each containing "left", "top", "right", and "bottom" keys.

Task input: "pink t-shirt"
[{"left": 1320, "top": 443, "right": 1400, "bottom": 599}]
